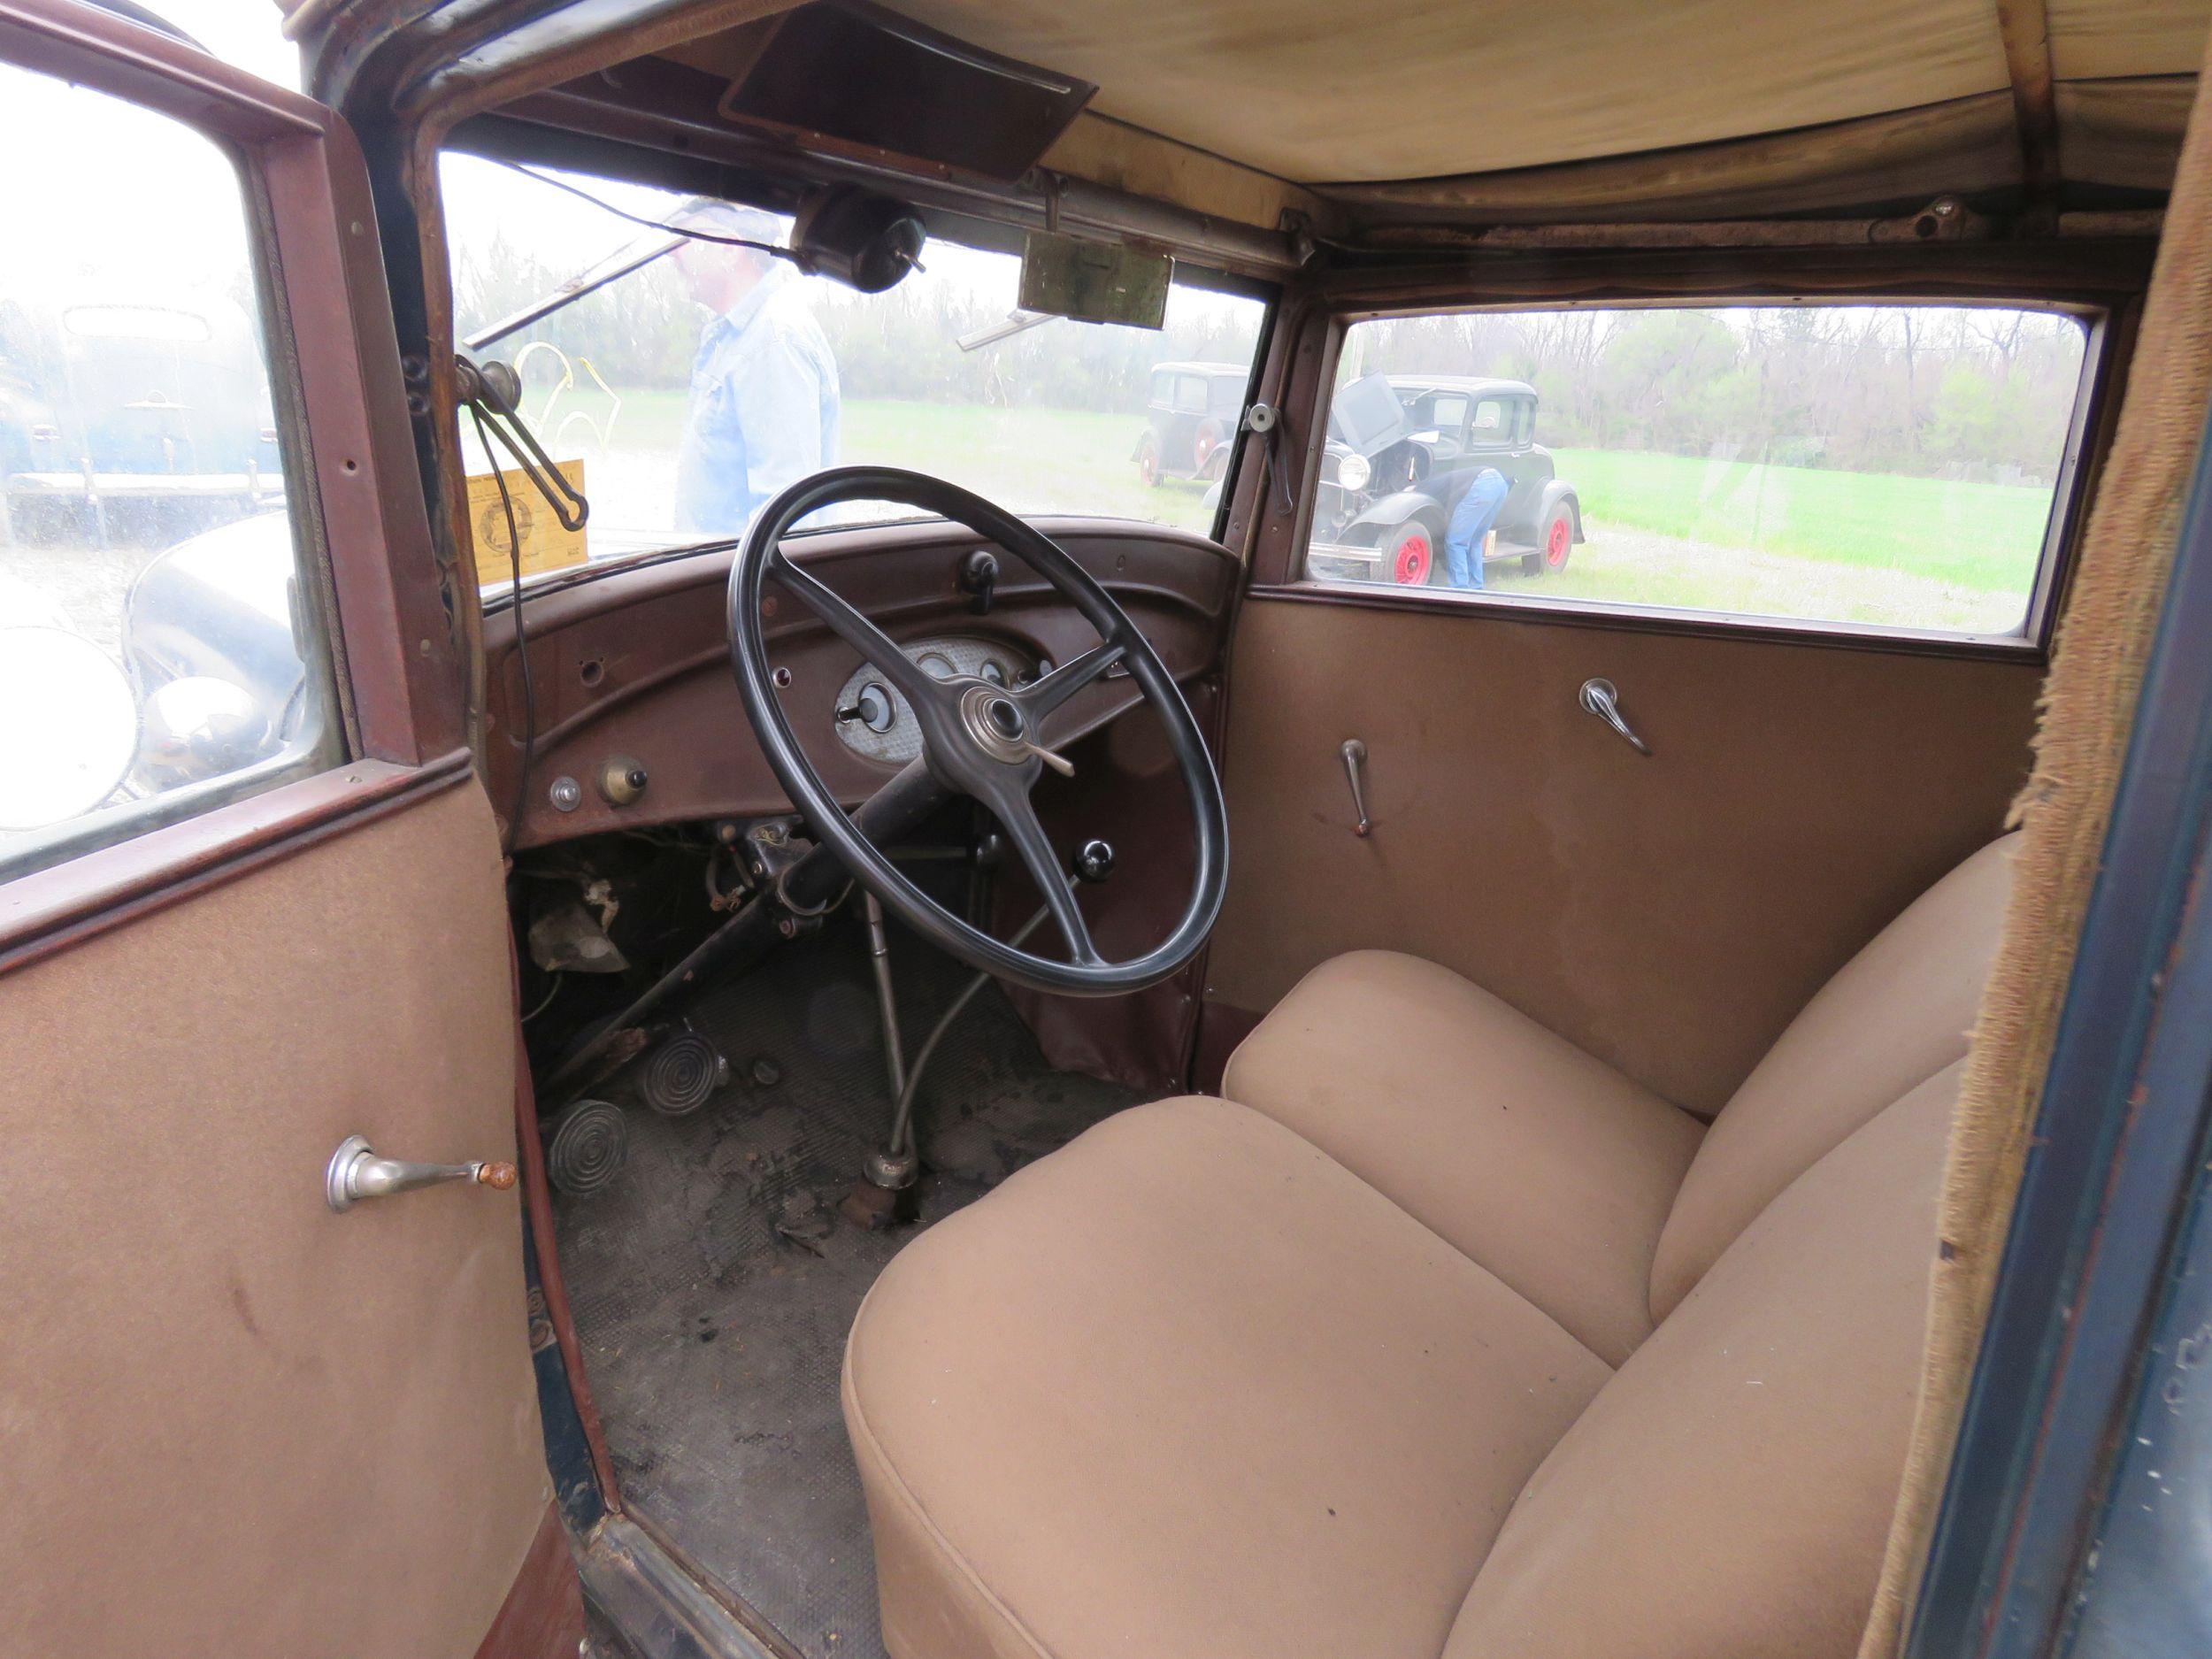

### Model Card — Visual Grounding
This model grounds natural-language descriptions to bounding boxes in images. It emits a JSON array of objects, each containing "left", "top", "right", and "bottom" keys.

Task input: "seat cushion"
[
  {"left": 1648, "top": 833, "right": 2016, "bottom": 1318},
  {"left": 843, "top": 1095, "right": 1611, "bottom": 1659},
  {"left": 1445, "top": 1060, "right": 1959, "bottom": 1659},
  {"left": 1223, "top": 951, "right": 1703, "bottom": 1363}
]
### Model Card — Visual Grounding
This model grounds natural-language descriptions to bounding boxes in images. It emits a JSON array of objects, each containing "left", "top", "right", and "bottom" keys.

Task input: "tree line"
[{"left": 1344, "top": 306, "right": 2085, "bottom": 484}]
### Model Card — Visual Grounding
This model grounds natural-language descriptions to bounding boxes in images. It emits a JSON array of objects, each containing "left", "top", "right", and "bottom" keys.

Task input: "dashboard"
[{"left": 481, "top": 518, "right": 1239, "bottom": 849}]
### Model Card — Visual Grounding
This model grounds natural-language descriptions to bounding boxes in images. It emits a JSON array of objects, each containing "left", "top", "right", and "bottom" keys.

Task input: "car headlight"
[{"left": 1337, "top": 452, "right": 1371, "bottom": 492}]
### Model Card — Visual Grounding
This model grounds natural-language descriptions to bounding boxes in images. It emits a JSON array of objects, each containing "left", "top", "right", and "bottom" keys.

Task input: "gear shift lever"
[{"left": 844, "top": 841, "right": 1116, "bottom": 1228}]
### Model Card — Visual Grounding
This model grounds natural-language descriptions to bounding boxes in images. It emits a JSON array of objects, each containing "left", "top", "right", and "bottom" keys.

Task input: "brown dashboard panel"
[{"left": 480, "top": 518, "right": 1240, "bottom": 850}]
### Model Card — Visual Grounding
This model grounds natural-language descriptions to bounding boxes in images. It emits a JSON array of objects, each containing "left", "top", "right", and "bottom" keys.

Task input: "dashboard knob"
[
  {"left": 1074, "top": 839, "right": 1115, "bottom": 884},
  {"left": 596, "top": 755, "right": 649, "bottom": 806}
]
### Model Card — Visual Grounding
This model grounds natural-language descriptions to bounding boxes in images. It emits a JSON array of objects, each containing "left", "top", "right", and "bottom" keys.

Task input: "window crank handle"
[
  {"left": 1578, "top": 679, "right": 1653, "bottom": 756},
  {"left": 325, "top": 1134, "right": 518, "bottom": 1212},
  {"left": 1340, "top": 738, "right": 1371, "bottom": 837}
]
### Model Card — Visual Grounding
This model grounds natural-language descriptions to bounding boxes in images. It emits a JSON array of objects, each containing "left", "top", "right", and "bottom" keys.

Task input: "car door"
[
  {"left": 1208, "top": 291, "right": 2117, "bottom": 1114},
  {"left": 0, "top": 4, "right": 574, "bottom": 1655}
]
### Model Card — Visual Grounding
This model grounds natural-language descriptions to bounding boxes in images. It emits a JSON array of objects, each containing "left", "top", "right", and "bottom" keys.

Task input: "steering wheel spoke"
[
  {"left": 1020, "top": 638, "right": 1125, "bottom": 731},
  {"left": 768, "top": 547, "right": 941, "bottom": 708},
  {"left": 982, "top": 779, "right": 1102, "bottom": 967}
]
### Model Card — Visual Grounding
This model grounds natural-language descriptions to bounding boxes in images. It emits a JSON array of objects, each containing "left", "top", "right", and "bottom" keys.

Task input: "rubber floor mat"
[{"left": 553, "top": 915, "right": 1146, "bottom": 1659}]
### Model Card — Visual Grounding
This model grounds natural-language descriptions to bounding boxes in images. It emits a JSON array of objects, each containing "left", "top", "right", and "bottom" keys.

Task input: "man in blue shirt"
[
  {"left": 1442, "top": 465, "right": 1510, "bottom": 589},
  {"left": 670, "top": 200, "right": 841, "bottom": 538}
]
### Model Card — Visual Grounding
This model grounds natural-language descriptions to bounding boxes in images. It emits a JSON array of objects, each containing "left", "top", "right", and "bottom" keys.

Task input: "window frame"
[
  {"left": 431, "top": 145, "right": 1285, "bottom": 611},
  {"left": 1249, "top": 287, "right": 2130, "bottom": 661},
  {"left": 0, "top": 2, "right": 465, "bottom": 951}
]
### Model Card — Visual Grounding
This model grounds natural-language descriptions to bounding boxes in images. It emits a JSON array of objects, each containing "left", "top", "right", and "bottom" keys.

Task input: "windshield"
[{"left": 440, "top": 156, "right": 1269, "bottom": 592}]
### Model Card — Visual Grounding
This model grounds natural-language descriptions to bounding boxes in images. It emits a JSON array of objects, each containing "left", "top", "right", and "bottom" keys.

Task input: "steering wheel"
[{"left": 726, "top": 466, "right": 1228, "bottom": 997}]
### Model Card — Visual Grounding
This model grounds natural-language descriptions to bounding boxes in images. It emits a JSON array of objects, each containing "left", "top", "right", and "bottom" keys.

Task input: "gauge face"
[{"left": 834, "top": 637, "right": 1032, "bottom": 764}]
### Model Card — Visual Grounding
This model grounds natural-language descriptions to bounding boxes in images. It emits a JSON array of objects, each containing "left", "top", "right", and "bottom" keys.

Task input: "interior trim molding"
[{"left": 0, "top": 750, "right": 474, "bottom": 978}]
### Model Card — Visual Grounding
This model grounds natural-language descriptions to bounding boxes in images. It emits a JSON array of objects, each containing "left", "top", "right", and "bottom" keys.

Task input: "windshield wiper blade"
[{"left": 463, "top": 230, "right": 685, "bottom": 354}]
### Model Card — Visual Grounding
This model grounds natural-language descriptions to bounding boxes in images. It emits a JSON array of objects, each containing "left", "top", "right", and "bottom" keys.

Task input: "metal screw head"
[
  {"left": 549, "top": 776, "right": 583, "bottom": 812},
  {"left": 771, "top": 665, "right": 794, "bottom": 689}
]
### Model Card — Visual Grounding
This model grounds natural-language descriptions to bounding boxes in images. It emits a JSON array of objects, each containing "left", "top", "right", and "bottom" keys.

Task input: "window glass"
[
  {"left": 439, "top": 156, "right": 1269, "bottom": 589},
  {"left": 1304, "top": 306, "right": 2088, "bottom": 638},
  {"left": 1, "top": 65, "right": 339, "bottom": 882}
]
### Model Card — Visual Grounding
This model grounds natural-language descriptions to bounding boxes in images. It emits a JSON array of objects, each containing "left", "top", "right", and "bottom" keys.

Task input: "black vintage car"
[
  {"left": 1308, "top": 373, "right": 1583, "bottom": 587},
  {"left": 1133, "top": 359, "right": 1247, "bottom": 485}
]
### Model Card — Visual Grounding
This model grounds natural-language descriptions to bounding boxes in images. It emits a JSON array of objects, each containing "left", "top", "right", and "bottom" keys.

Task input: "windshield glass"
[{"left": 440, "top": 156, "right": 1268, "bottom": 593}]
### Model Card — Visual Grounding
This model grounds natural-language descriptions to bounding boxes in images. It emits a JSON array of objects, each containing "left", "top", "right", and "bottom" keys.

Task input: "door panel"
[
  {"left": 3, "top": 779, "right": 554, "bottom": 1655},
  {"left": 1209, "top": 596, "right": 2042, "bottom": 1111}
]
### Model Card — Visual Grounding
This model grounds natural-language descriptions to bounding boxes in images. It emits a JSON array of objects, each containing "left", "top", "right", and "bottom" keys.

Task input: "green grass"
[
  {"left": 567, "top": 391, "right": 1215, "bottom": 537},
  {"left": 1552, "top": 447, "right": 2057, "bottom": 595}
]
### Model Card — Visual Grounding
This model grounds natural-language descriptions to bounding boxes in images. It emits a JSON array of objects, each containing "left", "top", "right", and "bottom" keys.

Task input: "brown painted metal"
[
  {"left": 480, "top": 520, "right": 1237, "bottom": 849},
  {"left": 472, "top": 1501, "right": 587, "bottom": 1659},
  {"left": 511, "top": 1024, "right": 624, "bottom": 1510}
]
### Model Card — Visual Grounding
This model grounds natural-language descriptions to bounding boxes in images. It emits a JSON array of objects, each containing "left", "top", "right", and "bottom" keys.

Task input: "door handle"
[
  {"left": 326, "top": 1134, "right": 518, "bottom": 1212},
  {"left": 1340, "top": 738, "right": 1372, "bottom": 837},
  {"left": 1578, "top": 679, "right": 1653, "bottom": 756}
]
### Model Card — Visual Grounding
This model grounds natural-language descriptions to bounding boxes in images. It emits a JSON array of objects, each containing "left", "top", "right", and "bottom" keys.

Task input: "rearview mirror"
[{"left": 1018, "top": 231, "right": 1169, "bottom": 329}]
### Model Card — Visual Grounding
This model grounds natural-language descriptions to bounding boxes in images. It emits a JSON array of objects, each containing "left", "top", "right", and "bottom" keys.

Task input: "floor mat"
[{"left": 553, "top": 918, "right": 1146, "bottom": 1659}]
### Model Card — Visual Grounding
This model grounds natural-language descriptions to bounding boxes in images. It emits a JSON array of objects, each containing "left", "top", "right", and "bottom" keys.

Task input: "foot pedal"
[
  {"left": 640, "top": 1027, "right": 730, "bottom": 1117},
  {"left": 547, "top": 1098, "right": 628, "bottom": 1195}
]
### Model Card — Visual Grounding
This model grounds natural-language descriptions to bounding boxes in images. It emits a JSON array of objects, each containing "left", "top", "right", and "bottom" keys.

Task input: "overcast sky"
[{"left": 149, "top": 0, "right": 301, "bottom": 87}]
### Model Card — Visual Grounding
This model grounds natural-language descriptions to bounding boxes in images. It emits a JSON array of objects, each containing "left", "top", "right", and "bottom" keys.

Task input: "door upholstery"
[
  {"left": 1207, "top": 596, "right": 2043, "bottom": 1111},
  {"left": 1, "top": 780, "right": 552, "bottom": 1657}
]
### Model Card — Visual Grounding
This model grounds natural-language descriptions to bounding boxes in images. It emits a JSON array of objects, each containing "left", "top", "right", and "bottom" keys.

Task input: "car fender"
[
  {"left": 1347, "top": 489, "right": 1445, "bottom": 538},
  {"left": 1534, "top": 479, "right": 1585, "bottom": 541}
]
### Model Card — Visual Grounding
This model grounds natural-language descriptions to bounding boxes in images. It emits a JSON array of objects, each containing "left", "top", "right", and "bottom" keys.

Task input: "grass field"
[
  {"left": 527, "top": 390, "right": 2053, "bottom": 633},
  {"left": 564, "top": 392, "right": 1216, "bottom": 538},
  {"left": 1551, "top": 448, "right": 2056, "bottom": 594}
]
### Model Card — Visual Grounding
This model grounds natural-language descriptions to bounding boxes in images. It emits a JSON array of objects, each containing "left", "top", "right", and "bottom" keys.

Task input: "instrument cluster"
[{"left": 831, "top": 635, "right": 1041, "bottom": 764}]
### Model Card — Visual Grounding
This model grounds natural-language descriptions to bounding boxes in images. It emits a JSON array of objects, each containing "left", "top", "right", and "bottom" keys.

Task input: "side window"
[
  {"left": 1174, "top": 373, "right": 1210, "bottom": 414},
  {"left": 1, "top": 64, "right": 340, "bottom": 882},
  {"left": 1303, "top": 305, "right": 2090, "bottom": 640},
  {"left": 1150, "top": 369, "right": 1174, "bottom": 405},
  {"left": 1426, "top": 393, "right": 1470, "bottom": 434}
]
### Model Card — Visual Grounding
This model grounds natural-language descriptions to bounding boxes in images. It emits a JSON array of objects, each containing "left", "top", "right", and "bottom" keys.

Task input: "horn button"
[{"left": 959, "top": 683, "right": 1033, "bottom": 763}]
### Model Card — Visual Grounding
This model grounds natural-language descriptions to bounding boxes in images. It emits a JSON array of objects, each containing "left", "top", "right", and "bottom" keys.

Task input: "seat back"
[
  {"left": 1446, "top": 1059, "right": 1961, "bottom": 1659},
  {"left": 1647, "top": 832, "right": 2016, "bottom": 1320}
]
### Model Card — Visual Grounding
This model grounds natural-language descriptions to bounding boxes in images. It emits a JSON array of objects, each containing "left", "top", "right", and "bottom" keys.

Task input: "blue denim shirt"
[{"left": 674, "top": 265, "right": 841, "bottom": 537}]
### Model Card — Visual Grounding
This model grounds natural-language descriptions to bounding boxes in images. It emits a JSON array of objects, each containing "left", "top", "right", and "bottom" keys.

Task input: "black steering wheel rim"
[{"left": 726, "top": 465, "right": 1228, "bottom": 997}]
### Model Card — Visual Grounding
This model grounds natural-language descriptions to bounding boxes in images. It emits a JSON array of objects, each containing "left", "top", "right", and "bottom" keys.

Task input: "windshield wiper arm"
[{"left": 463, "top": 230, "right": 685, "bottom": 354}]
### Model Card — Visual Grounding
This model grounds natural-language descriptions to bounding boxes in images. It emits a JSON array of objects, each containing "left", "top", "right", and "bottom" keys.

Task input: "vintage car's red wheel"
[
  {"left": 1541, "top": 506, "right": 1573, "bottom": 572},
  {"left": 1136, "top": 434, "right": 1162, "bottom": 487},
  {"left": 1386, "top": 522, "right": 1434, "bottom": 585},
  {"left": 1192, "top": 419, "right": 1224, "bottom": 476}
]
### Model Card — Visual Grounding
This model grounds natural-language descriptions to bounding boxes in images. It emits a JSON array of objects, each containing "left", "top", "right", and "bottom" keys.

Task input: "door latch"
[
  {"left": 1578, "top": 679, "right": 1653, "bottom": 756},
  {"left": 1340, "top": 738, "right": 1372, "bottom": 837},
  {"left": 326, "top": 1134, "right": 518, "bottom": 1212}
]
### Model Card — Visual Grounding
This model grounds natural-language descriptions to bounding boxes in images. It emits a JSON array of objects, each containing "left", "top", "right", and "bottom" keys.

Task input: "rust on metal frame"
[
  {"left": 511, "top": 1024, "right": 624, "bottom": 1510},
  {"left": 472, "top": 1499, "right": 587, "bottom": 1659}
]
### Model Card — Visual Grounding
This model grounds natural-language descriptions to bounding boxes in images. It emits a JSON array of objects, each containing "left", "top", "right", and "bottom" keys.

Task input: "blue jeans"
[{"left": 1444, "top": 471, "right": 1511, "bottom": 589}]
